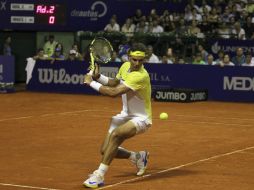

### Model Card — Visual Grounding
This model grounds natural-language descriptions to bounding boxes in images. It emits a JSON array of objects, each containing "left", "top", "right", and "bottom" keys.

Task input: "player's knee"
[{"left": 110, "top": 130, "right": 123, "bottom": 143}]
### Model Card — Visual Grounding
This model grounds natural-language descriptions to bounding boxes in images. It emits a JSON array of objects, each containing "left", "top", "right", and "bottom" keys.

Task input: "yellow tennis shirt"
[{"left": 116, "top": 62, "right": 152, "bottom": 124}]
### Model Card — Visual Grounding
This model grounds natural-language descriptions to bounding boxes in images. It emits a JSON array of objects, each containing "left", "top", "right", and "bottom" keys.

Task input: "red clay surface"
[{"left": 0, "top": 92, "right": 254, "bottom": 190}]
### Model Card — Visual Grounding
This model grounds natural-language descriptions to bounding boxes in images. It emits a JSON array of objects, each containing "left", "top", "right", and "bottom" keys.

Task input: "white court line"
[
  {"left": 0, "top": 183, "right": 61, "bottom": 190},
  {"left": 0, "top": 109, "right": 108, "bottom": 122},
  {"left": 98, "top": 146, "right": 254, "bottom": 189},
  {"left": 0, "top": 116, "right": 33, "bottom": 122}
]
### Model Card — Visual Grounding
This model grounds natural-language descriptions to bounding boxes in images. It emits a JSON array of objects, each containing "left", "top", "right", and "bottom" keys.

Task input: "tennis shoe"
[
  {"left": 135, "top": 151, "right": 149, "bottom": 176},
  {"left": 83, "top": 170, "right": 104, "bottom": 189}
]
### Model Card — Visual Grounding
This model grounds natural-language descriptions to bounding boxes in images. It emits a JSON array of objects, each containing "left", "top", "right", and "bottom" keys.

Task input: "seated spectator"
[
  {"left": 192, "top": 53, "right": 206, "bottom": 65},
  {"left": 197, "top": 44, "right": 208, "bottom": 62},
  {"left": 66, "top": 49, "right": 79, "bottom": 61},
  {"left": 178, "top": 56, "right": 186, "bottom": 64},
  {"left": 118, "top": 40, "right": 131, "bottom": 62},
  {"left": 220, "top": 6, "right": 235, "bottom": 23},
  {"left": 242, "top": 53, "right": 254, "bottom": 66},
  {"left": 71, "top": 43, "right": 83, "bottom": 61},
  {"left": 132, "top": 9, "right": 143, "bottom": 25},
  {"left": 33, "top": 48, "right": 48, "bottom": 60},
  {"left": 231, "top": 21, "right": 246, "bottom": 40},
  {"left": 150, "top": 19, "right": 164, "bottom": 33},
  {"left": 188, "top": 20, "right": 201, "bottom": 37},
  {"left": 104, "top": 18, "right": 120, "bottom": 32},
  {"left": 161, "top": 15, "right": 175, "bottom": 32},
  {"left": 146, "top": 45, "right": 160, "bottom": 63},
  {"left": 3, "top": 36, "right": 12, "bottom": 56},
  {"left": 215, "top": 50, "right": 225, "bottom": 65},
  {"left": 243, "top": 16, "right": 254, "bottom": 39},
  {"left": 189, "top": 8, "right": 202, "bottom": 23},
  {"left": 165, "top": 48, "right": 175, "bottom": 64},
  {"left": 159, "top": 55, "right": 171, "bottom": 64},
  {"left": 208, "top": 8, "right": 219, "bottom": 24},
  {"left": 220, "top": 54, "right": 235, "bottom": 66},
  {"left": 216, "top": 22, "right": 231, "bottom": 39},
  {"left": 43, "top": 35, "right": 58, "bottom": 57},
  {"left": 121, "top": 18, "right": 135, "bottom": 37},
  {"left": 147, "top": 9, "right": 159, "bottom": 23},
  {"left": 175, "top": 18, "right": 188, "bottom": 35},
  {"left": 198, "top": 0, "right": 212, "bottom": 14},
  {"left": 51, "top": 46, "right": 65, "bottom": 61},
  {"left": 231, "top": 47, "right": 245, "bottom": 66},
  {"left": 199, "top": 15, "right": 211, "bottom": 35},
  {"left": 135, "top": 19, "right": 148, "bottom": 33},
  {"left": 111, "top": 51, "right": 121, "bottom": 62},
  {"left": 184, "top": 3, "right": 192, "bottom": 22},
  {"left": 206, "top": 54, "right": 216, "bottom": 65}
]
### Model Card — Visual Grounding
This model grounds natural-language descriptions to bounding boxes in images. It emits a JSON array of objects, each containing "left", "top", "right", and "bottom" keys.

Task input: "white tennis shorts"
[{"left": 108, "top": 112, "right": 151, "bottom": 134}]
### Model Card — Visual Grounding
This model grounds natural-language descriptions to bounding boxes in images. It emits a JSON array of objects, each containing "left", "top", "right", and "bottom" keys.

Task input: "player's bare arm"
[
  {"left": 84, "top": 74, "right": 130, "bottom": 97},
  {"left": 99, "top": 83, "right": 130, "bottom": 97}
]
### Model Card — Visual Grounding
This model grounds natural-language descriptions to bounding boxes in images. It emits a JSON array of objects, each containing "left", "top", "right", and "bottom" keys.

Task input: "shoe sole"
[
  {"left": 136, "top": 151, "right": 149, "bottom": 176},
  {"left": 83, "top": 182, "right": 104, "bottom": 189}
]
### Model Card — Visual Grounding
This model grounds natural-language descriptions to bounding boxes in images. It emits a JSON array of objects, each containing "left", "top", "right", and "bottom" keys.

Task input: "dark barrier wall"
[
  {"left": 0, "top": 55, "right": 15, "bottom": 82},
  {"left": 27, "top": 60, "right": 254, "bottom": 102},
  {"left": 0, "top": 56, "right": 15, "bottom": 92},
  {"left": 0, "top": 0, "right": 186, "bottom": 31}
]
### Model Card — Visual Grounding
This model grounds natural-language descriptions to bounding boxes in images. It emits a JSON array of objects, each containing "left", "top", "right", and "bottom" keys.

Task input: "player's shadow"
[{"left": 113, "top": 168, "right": 199, "bottom": 183}]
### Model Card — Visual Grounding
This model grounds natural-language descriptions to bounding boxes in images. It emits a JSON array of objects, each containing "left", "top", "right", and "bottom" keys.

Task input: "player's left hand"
[
  {"left": 92, "top": 63, "right": 100, "bottom": 80},
  {"left": 84, "top": 74, "right": 93, "bottom": 85}
]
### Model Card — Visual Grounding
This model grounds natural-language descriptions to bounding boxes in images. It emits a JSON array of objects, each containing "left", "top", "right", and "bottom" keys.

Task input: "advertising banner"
[
  {"left": 209, "top": 39, "right": 254, "bottom": 58},
  {"left": 27, "top": 60, "right": 254, "bottom": 102}
]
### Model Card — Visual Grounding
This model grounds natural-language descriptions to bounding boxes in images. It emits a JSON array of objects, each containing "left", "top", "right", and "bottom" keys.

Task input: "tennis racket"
[{"left": 87, "top": 37, "right": 113, "bottom": 75}]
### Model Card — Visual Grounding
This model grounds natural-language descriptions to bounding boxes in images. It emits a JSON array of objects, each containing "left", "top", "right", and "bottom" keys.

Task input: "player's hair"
[{"left": 129, "top": 42, "right": 147, "bottom": 54}]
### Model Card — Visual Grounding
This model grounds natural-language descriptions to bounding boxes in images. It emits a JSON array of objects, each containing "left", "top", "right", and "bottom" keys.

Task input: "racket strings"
[{"left": 91, "top": 40, "right": 113, "bottom": 63}]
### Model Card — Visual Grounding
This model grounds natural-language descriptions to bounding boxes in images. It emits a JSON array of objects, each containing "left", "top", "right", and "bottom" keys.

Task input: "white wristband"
[
  {"left": 90, "top": 81, "right": 102, "bottom": 92},
  {"left": 97, "top": 74, "right": 109, "bottom": 85}
]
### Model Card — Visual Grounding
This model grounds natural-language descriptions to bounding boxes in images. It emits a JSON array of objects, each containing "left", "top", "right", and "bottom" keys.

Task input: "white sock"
[
  {"left": 129, "top": 151, "right": 137, "bottom": 162},
  {"left": 97, "top": 163, "right": 109, "bottom": 176}
]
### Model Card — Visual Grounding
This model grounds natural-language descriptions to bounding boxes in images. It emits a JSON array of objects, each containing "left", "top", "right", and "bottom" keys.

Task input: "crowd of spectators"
[
  {"left": 100, "top": 0, "right": 254, "bottom": 66},
  {"left": 32, "top": 35, "right": 84, "bottom": 63}
]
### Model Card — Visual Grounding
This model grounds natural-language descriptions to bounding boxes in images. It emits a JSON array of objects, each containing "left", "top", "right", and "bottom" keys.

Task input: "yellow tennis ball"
[{"left": 159, "top": 112, "right": 168, "bottom": 120}]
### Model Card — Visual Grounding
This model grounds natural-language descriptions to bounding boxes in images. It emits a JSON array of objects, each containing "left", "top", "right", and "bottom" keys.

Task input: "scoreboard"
[
  {"left": 0, "top": 0, "right": 185, "bottom": 31},
  {"left": 0, "top": 0, "right": 68, "bottom": 31},
  {"left": 10, "top": 3, "right": 66, "bottom": 25}
]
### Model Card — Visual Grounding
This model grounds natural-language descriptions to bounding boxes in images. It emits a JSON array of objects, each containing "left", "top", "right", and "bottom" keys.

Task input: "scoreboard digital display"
[
  {"left": 35, "top": 4, "right": 66, "bottom": 25},
  {"left": 6, "top": 2, "right": 66, "bottom": 28}
]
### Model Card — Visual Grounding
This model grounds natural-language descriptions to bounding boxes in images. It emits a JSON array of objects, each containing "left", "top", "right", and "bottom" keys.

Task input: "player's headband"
[{"left": 129, "top": 51, "right": 146, "bottom": 57}]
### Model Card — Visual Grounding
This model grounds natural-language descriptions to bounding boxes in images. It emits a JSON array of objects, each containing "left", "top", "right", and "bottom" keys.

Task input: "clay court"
[{"left": 0, "top": 92, "right": 254, "bottom": 190}]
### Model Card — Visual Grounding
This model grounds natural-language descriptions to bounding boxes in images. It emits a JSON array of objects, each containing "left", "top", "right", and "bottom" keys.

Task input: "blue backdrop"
[{"left": 27, "top": 60, "right": 254, "bottom": 102}]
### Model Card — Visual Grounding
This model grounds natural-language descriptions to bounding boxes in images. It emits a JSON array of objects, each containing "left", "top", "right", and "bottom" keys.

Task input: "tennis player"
[{"left": 83, "top": 42, "right": 152, "bottom": 188}]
